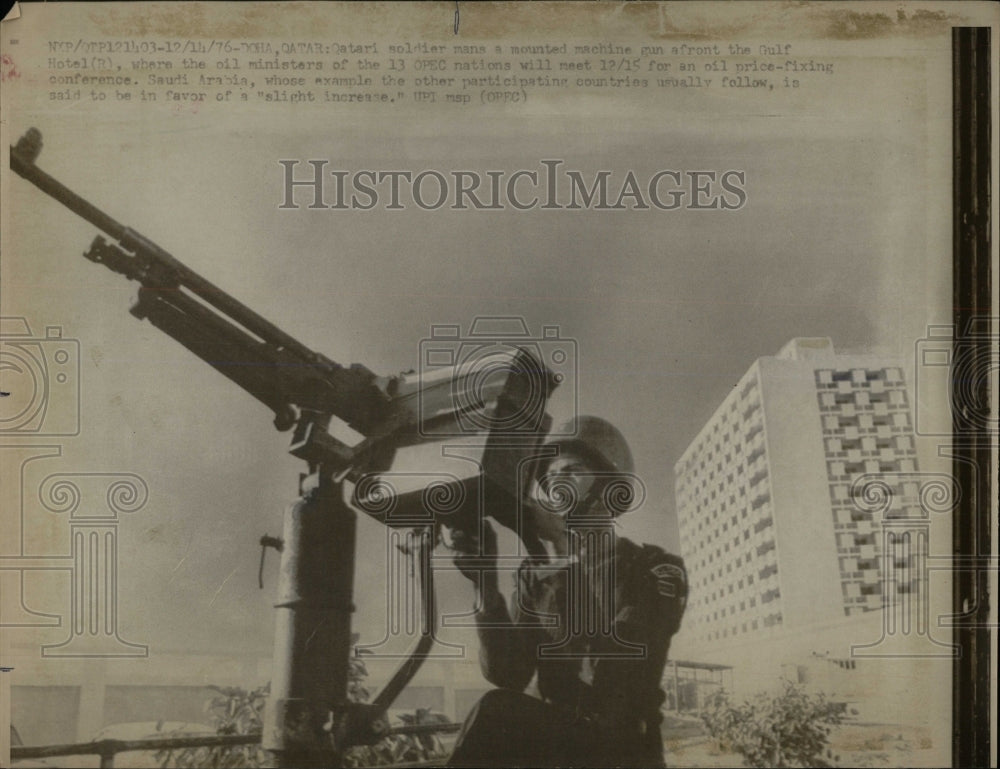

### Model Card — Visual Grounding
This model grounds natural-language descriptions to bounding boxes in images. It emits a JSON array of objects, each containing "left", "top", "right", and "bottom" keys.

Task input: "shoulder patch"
[{"left": 650, "top": 562, "right": 685, "bottom": 598}]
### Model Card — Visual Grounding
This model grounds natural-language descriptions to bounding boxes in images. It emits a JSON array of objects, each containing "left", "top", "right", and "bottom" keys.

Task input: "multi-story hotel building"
[{"left": 674, "top": 338, "right": 920, "bottom": 647}]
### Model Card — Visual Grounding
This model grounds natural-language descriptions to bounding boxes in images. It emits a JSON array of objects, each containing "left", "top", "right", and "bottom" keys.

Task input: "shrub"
[
  {"left": 154, "top": 683, "right": 269, "bottom": 768},
  {"left": 700, "top": 681, "right": 844, "bottom": 767}
]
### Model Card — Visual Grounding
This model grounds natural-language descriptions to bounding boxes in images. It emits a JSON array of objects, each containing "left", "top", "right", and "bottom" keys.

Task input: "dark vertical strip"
[{"left": 952, "top": 26, "right": 991, "bottom": 769}]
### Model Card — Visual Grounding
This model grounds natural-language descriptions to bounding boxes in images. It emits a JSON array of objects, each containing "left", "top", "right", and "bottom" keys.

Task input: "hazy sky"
[{"left": 4, "top": 44, "right": 945, "bottom": 662}]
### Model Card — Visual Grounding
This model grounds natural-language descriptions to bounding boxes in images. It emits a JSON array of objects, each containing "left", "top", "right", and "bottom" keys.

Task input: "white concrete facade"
[{"left": 674, "top": 338, "right": 920, "bottom": 647}]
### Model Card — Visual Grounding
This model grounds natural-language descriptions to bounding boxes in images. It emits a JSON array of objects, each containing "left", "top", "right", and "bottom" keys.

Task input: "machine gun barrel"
[
  {"left": 10, "top": 130, "right": 127, "bottom": 238},
  {"left": 10, "top": 128, "right": 393, "bottom": 436},
  {"left": 10, "top": 128, "right": 561, "bottom": 459},
  {"left": 11, "top": 128, "right": 327, "bottom": 365}
]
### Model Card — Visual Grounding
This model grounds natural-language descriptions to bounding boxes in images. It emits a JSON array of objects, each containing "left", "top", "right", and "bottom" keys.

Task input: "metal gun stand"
[
  {"left": 264, "top": 415, "right": 446, "bottom": 768},
  {"left": 264, "top": 448, "right": 358, "bottom": 768}
]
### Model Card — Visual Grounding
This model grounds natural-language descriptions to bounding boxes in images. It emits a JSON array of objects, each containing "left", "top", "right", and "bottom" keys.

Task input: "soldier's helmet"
[{"left": 542, "top": 415, "right": 635, "bottom": 475}]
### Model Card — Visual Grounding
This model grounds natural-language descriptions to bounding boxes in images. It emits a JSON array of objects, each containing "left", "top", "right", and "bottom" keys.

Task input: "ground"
[{"left": 662, "top": 713, "right": 942, "bottom": 768}]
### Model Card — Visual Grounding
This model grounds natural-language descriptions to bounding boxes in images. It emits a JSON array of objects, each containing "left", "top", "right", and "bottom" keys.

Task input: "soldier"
[{"left": 448, "top": 416, "right": 688, "bottom": 768}]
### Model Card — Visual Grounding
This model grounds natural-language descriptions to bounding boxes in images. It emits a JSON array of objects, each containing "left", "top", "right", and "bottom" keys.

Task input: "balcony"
[{"left": 753, "top": 517, "right": 773, "bottom": 534}]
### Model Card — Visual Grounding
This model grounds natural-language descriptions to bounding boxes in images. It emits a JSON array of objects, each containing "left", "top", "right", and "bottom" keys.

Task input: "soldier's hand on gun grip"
[{"left": 452, "top": 519, "right": 497, "bottom": 582}]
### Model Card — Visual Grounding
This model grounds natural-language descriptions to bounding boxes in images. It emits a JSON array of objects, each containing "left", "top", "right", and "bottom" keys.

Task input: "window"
[{"left": 756, "top": 540, "right": 776, "bottom": 557}]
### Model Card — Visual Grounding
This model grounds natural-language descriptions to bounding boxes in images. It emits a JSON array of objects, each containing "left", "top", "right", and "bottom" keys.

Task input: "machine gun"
[
  {"left": 10, "top": 128, "right": 556, "bottom": 471},
  {"left": 10, "top": 128, "right": 560, "bottom": 767}
]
